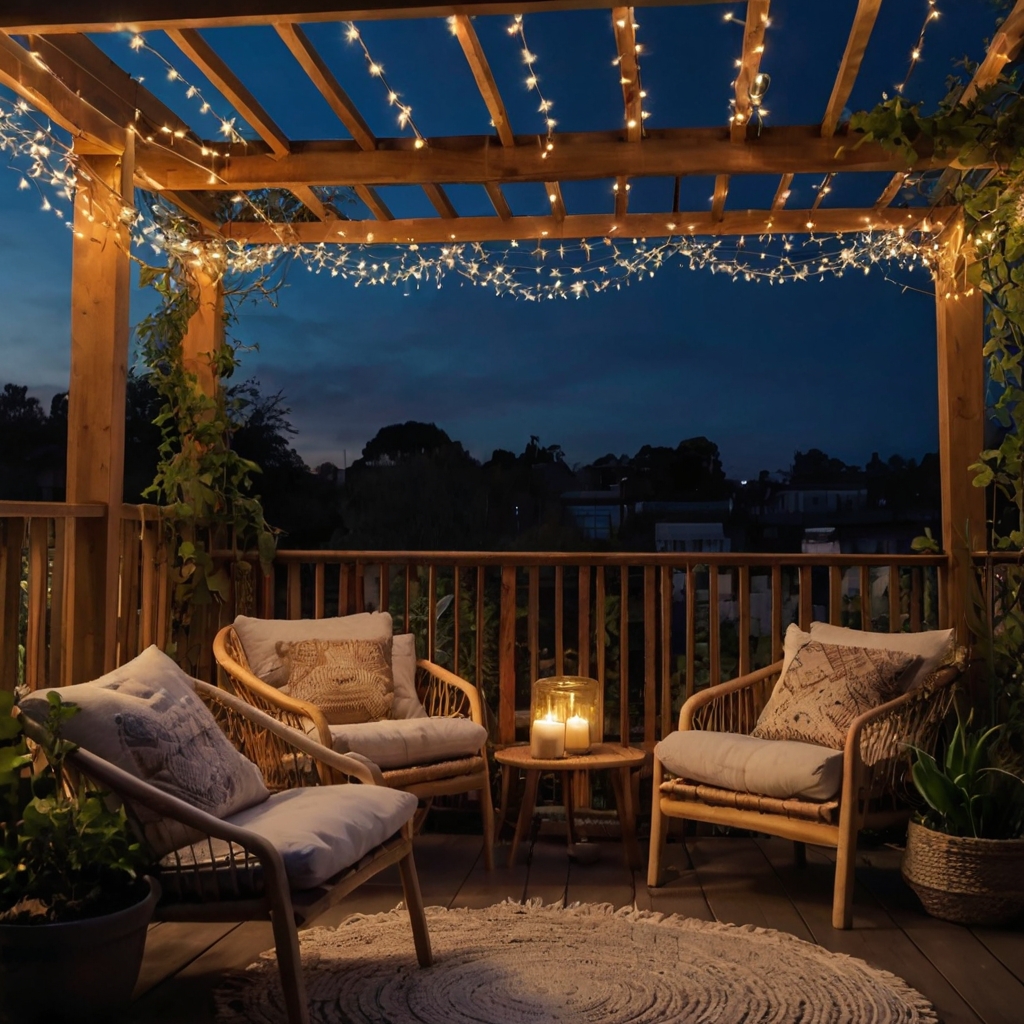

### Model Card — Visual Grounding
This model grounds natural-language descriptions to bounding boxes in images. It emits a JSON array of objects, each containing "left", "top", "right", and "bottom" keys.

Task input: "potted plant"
[
  {"left": 0, "top": 689, "right": 158, "bottom": 1023},
  {"left": 902, "top": 709, "right": 1024, "bottom": 925}
]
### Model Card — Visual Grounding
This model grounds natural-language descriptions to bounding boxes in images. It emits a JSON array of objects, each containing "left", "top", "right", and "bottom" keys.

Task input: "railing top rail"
[
  {"left": 120, "top": 503, "right": 164, "bottom": 521},
  {"left": 213, "top": 548, "right": 949, "bottom": 568},
  {"left": 0, "top": 500, "right": 105, "bottom": 519},
  {"left": 972, "top": 551, "right": 1024, "bottom": 565}
]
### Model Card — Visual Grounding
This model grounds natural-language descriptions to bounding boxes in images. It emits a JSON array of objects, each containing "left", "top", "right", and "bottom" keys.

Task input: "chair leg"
[
  {"left": 398, "top": 846, "right": 434, "bottom": 968},
  {"left": 266, "top": 885, "right": 310, "bottom": 1024},
  {"left": 832, "top": 834, "right": 857, "bottom": 930},
  {"left": 479, "top": 770, "right": 496, "bottom": 871},
  {"left": 647, "top": 760, "right": 669, "bottom": 888}
]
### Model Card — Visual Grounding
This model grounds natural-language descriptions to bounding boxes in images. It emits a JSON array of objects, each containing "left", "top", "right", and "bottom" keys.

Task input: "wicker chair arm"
[
  {"left": 844, "top": 664, "right": 958, "bottom": 770},
  {"left": 67, "top": 745, "right": 289, "bottom": 880},
  {"left": 416, "top": 659, "right": 485, "bottom": 726},
  {"left": 213, "top": 625, "right": 333, "bottom": 751},
  {"left": 679, "top": 661, "right": 783, "bottom": 733},
  {"left": 194, "top": 679, "right": 385, "bottom": 787}
]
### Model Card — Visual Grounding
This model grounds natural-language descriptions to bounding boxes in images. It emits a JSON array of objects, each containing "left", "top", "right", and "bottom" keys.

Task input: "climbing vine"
[{"left": 135, "top": 212, "right": 280, "bottom": 669}]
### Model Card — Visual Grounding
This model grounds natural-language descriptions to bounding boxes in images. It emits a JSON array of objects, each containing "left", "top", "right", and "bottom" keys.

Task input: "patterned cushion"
[
  {"left": 20, "top": 646, "right": 270, "bottom": 857},
  {"left": 278, "top": 638, "right": 394, "bottom": 724},
  {"left": 751, "top": 640, "right": 919, "bottom": 749}
]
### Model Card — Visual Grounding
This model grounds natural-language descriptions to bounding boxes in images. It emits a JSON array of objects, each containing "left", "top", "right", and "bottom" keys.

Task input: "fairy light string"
[
  {"left": 896, "top": 0, "right": 941, "bottom": 96},
  {"left": 344, "top": 22, "right": 426, "bottom": 147},
  {"left": 611, "top": 8, "right": 650, "bottom": 134},
  {"left": 507, "top": 14, "right": 557, "bottom": 156}
]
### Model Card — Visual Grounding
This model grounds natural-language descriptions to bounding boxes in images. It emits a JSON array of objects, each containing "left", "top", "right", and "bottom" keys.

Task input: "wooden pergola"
[{"left": 1, "top": 0, "right": 1021, "bottom": 682}]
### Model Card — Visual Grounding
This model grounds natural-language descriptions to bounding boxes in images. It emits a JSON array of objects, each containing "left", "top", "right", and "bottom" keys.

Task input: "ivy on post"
[{"left": 136, "top": 231, "right": 277, "bottom": 675}]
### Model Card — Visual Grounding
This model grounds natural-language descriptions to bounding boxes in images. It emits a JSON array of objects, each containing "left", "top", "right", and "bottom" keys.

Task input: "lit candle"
[
  {"left": 530, "top": 714, "right": 565, "bottom": 759},
  {"left": 564, "top": 714, "right": 591, "bottom": 755}
]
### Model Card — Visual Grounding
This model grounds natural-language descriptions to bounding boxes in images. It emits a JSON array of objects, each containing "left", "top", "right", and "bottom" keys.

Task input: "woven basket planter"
[{"left": 902, "top": 820, "right": 1024, "bottom": 926}]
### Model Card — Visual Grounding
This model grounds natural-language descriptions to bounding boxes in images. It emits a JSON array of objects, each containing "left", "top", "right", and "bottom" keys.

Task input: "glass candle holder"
[{"left": 530, "top": 676, "right": 602, "bottom": 756}]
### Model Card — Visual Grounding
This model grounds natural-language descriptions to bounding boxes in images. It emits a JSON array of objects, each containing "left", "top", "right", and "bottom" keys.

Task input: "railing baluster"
[
  {"left": 554, "top": 565, "right": 564, "bottom": 675},
  {"left": 499, "top": 565, "right": 516, "bottom": 745},
  {"left": 26, "top": 519, "right": 49, "bottom": 689},
  {"left": 685, "top": 565, "right": 696, "bottom": 699},
  {"left": 314, "top": 561, "right": 325, "bottom": 619},
  {"left": 738, "top": 564, "right": 751, "bottom": 676},
  {"left": 340, "top": 564, "right": 351, "bottom": 616},
  {"left": 452, "top": 565, "right": 460, "bottom": 676},
  {"left": 379, "top": 562, "right": 390, "bottom": 615},
  {"left": 829, "top": 565, "right": 842, "bottom": 625},
  {"left": 859, "top": 564, "right": 872, "bottom": 630},
  {"left": 140, "top": 519, "right": 157, "bottom": 648},
  {"left": 404, "top": 564, "right": 412, "bottom": 631},
  {"left": 619, "top": 565, "right": 629, "bottom": 744},
  {"left": 888, "top": 563, "right": 900, "bottom": 631},
  {"left": 50, "top": 518, "right": 67, "bottom": 686},
  {"left": 355, "top": 562, "right": 365, "bottom": 613},
  {"left": 427, "top": 564, "right": 437, "bottom": 663},
  {"left": 709, "top": 563, "right": 721, "bottom": 688},
  {"left": 0, "top": 519, "right": 24, "bottom": 691},
  {"left": 660, "top": 564, "right": 672, "bottom": 737},
  {"left": 771, "top": 564, "right": 782, "bottom": 662},
  {"left": 578, "top": 565, "right": 591, "bottom": 677},
  {"left": 643, "top": 564, "right": 656, "bottom": 748},
  {"left": 798, "top": 564, "right": 812, "bottom": 630},
  {"left": 528, "top": 565, "right": 539, "bottom": 687},
  {"left": 596, "top": 566, "right": 607, "bottom": 724},
  {"left": 910, "top": 567, "right": 923, "bottom": 631},
  {"left": 475, "top": 565, "right": 485, "bottom": 690}
]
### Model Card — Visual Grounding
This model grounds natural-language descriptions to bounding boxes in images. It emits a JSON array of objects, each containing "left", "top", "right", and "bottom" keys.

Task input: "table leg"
[
  {"left": 497, "top": 762, "right": 513, "bottom": 841},
  {"left": 562, "top": 771, "right": 578, "bottom": 849},
  {"left": 508, "top": 769, "right": 540, "bottom": 868},
  {"left": 610, "top": 766, "right": 643, "bottom": 870}
]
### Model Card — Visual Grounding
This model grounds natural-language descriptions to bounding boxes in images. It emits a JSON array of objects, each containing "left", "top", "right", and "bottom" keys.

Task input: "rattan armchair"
[
  {"left": 213, "top": 624, "right": 495, "bottom": 869},
  {"left": 49, "top": 682, "right": 432, "bottom": 1024},
  {"left": 647, "top": 660, "right": 958, "bottom": 929}
]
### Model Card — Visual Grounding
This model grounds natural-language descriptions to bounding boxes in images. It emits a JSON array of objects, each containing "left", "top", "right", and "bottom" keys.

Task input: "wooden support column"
[
  {"left": 935, "top": 215, "right": 985, "bottom": 638},
  {"left": 65, "top": 137, "right": 134, "bottom": 682},
  {"left": 181, "top": 263, "right": 225, "bottom": 397}
]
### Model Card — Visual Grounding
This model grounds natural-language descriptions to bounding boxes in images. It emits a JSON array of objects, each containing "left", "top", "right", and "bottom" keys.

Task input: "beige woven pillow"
[
  {"left": 277, "top": 638, "right": 394, "bottom": 725},
  {"left": 751, "top": 640, "right": 919, "bottom": 749}
]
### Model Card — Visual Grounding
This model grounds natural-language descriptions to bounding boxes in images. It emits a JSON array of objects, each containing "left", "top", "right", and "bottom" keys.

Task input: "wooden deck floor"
[{"left": 127, "top": 831, "right": 1024, "bottom": 1024}]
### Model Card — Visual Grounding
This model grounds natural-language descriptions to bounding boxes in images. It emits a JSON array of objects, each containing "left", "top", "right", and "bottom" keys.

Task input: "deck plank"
[
  {"left": 564, "top": 841, "right": 636, "bottom": 910},
  {"left": 688, "top": 836, "right": 815, "bottom": 940},
  {"left": 834, "top": 844, "right": 1024, "bottom": 1024},
  {"left": 758, "top": 838, "right": 983, "bottom": 1024},
  {"left": 134, "top": 921, "right": 239, "bottom": 998}
]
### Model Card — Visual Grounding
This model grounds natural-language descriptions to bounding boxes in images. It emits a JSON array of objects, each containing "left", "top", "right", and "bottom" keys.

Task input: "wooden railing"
[
  {"left": 0, "top": 502, "right": 953, "bottom": 752},
  {"left": 251, "top": 550, "right": 949, "bottom": 751},
  {"left": 0, "top": 501, "right": 169, "bottom": 691}
]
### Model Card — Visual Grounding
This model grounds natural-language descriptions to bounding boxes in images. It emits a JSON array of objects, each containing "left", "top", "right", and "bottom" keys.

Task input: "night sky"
[{"left": 0, "top": 1, "right": 1002, "bottom": 477}]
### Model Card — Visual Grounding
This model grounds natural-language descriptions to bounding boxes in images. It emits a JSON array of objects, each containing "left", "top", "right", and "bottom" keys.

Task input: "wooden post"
[
  {"left": 65, "top": 139, "right": 133, "bottom": 682},
  {"left": 935, "top": 214, "right": 985, "bottom": 639},
  {"left": 181, "top": 263, "right": 225, "bottom": 395}
]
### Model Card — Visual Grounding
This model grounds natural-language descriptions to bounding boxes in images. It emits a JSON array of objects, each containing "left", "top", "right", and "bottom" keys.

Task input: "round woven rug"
[{"left": 215, "top": 900, "right": 937, "bottom": 1024}]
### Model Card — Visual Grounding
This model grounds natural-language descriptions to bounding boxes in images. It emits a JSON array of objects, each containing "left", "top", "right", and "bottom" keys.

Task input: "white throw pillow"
[
  {"left": 391, "top": 633, "right": 428, "bottom": 719},
  {"left": 779, "top": 622, "right": 811, "bottom": 682},
  {"left": 808, "top": 622, "right": 953, "bottom": 690},
  {"left": 20, "top": 646, "right": 270, "bottom": 856},
  {"left": 233, "top": 612, "right": 393, "bottom": 688}
]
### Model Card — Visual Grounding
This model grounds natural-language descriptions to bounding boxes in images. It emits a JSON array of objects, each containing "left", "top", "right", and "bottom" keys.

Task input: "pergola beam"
[
  {"left": 163, "top": 189, "right": 225, "bottom": 232},
  {"left": 820, "top": 0, "right": 881, "bottom": 138},
  {"left": 731, "top": 0, "right": 769, "bottom": 143},
  {"left": 274, "top": 22, "right": 377, "bottom": 151},
  {"left": 146, "top": 126, "right": 958, "bottom": 191},
  {"left": 711, "top": 174, "right": 729, "bottom": 221},
  {"left": 356, "top": 184, "right": 394, "bottom": 220},
  {"left": 222, "top": 205, "right": 954, "bottom": 244},
  {"left": 1, "top": 1, "right": 737, "bottom": 35},
  {"left": 545, "top": 180, "right": 567, "bottom": 221},
  {"left": 0, "top": 31, "right": 125, "bottom": 154},
  {"left": 771, "top": 172, "right": 792, "bottom": 209},
  {"left": 422, "top": 182, "right": 459, "bottom": 218},
  {"left": 484, "top": 181, "right": 513, "bottom": 220},
  {"left": 451, "top": 14, "right": 515, "bottom": 148},
  {"left": 612, "top": 6, "right": 642, "bottom": 143}
]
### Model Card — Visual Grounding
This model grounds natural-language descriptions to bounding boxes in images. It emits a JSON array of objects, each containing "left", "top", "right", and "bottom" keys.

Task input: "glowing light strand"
[
  {"left": 344, "top": 23, "right": 426, "bottom": 147},
  {"left": 896, "top": 0, "right": 941, "bottom": 96},
  {"left": 508, "top": 15, "right": 557, "bottom": 156},
  {"left": 611, "top": 9, "right": 650, "bottom": 134}
]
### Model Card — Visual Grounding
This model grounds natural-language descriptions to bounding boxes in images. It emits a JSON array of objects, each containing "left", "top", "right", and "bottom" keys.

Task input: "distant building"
[{"left": 655, "top": 522, "right": 730, "bottom": 553}]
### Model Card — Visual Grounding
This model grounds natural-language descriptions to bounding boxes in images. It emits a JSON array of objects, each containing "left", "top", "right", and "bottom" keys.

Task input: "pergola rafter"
[{"left": 730, "top": 0, "right": 769, "bottom": 143}]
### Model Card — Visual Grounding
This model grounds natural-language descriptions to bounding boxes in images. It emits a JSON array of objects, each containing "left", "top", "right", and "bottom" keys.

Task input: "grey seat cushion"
[
  {"left": 328, "top": 717, "right": 487, "bottom": 770},
  {"left": 655, "top": 729, "right": 844, "bottom": 802},
  {"left": 223, "top": 784, "right": 418, "bottom": 889}
]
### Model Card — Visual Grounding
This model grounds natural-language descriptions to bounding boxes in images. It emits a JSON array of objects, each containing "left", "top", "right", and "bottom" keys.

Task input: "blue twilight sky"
[{"left": 0, "top": 1, "right": 1004, "bottom": 477}]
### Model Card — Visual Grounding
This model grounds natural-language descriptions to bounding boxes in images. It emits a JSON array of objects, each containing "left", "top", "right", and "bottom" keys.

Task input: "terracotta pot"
[
  {"left": 0, "top": 876, "right": 160, "bottom": 1023},
  {"left": 902, "top": 820, "right": 1024, "bottom": 926}
]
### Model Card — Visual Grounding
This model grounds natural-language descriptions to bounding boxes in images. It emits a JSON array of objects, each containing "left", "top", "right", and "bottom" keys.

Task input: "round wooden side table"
[{"left": 494, "top": 743, "right": 646, "bottom": 869}]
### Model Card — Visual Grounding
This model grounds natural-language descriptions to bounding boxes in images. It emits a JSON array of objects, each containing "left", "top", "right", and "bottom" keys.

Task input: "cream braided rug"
[{"left": 215, "top": 900, "right": 937, "bottom": 1024}]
